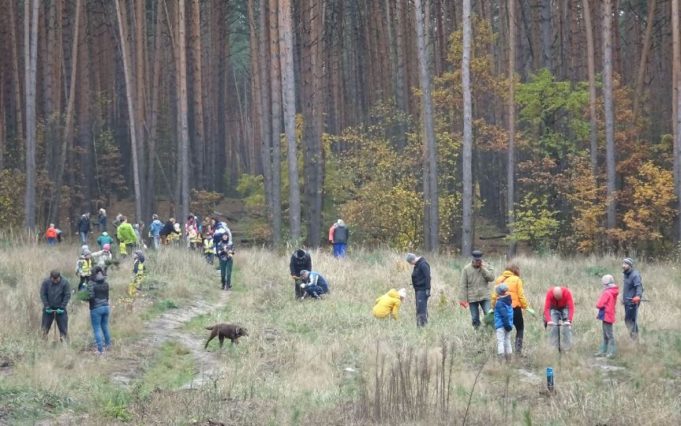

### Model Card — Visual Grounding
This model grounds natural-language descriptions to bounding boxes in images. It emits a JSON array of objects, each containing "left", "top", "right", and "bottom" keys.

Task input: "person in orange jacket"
[
  {"left": 45, "top": 224, "right": 58, "bottom": 246},
  {"left": 491, "top": 263, "right": 533, "bottom": 355}
]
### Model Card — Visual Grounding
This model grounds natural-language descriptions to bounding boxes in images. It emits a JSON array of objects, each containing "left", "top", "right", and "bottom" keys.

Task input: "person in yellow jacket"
[
  {"left": 372, "top": 288, "right": 407, "bottom": 320},
  {"left": 491, "top": 264, "right": 533, "bottom": 355},
  {"left": 116, "top": 216, "right": 138, "bottom": 257},
  {"left": 128, "top": 250, "right": 145, "bottom": 297}
]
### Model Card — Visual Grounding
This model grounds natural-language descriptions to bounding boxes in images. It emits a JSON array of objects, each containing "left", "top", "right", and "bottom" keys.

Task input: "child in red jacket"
[{"left": 595, "top": 274, "right": 619, "bottom": 358}]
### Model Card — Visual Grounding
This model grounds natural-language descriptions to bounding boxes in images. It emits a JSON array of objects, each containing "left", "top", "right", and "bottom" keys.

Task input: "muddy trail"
[{"left": 110, "top": 291, "right": 230, "bottom": 389}]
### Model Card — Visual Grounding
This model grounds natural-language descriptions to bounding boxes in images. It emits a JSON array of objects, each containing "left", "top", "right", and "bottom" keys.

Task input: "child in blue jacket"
[{"left": 494, "top": 284, "right": 514, "bottom": 361}]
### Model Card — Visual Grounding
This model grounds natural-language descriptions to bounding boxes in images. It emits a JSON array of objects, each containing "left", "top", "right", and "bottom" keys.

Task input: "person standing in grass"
[
  {"left": 458, "top": 250, "right": 495, "bottom": 329},
  {"left": 40, "top": 270, "right": 71, "bottom": 342},
  {"left": 290, "top": 248, "right": 312, "bottom": 299},
  {"left": 129, "top": 250, "right": 146, "bottom": 297},
  {"left": 97, "top": 208, "right": 107, "bottom": 232},
  {"left": 45, "top": 224, "right": 58, "bottom": 246},
  {"left": 149, "top": 214, "right": 163, "bottom": 250},
  {"left": 77, "top": 213, "right": 91, "bottom": 244},
  {"left": 494, "top": 284, "right": 514, "bottom": 362},
  {"left": 96, "top": 231, "right": 114, "bottom": 250},
  {"left": 330, "top": 219, "right": 349, "bottom": 258},
  {"left": 87, "top": 266, "right": 111, "bottom": 355},
  {"left": 622, "top": 258, "right": 643, "bottom": 341},
  {"left": 544, "top": 286, "right": 575, "bottom": 350},
  {"left": 491, "top": 263, "right": 531, "bottom": 355},
  {"left": 595, "top": 274, "right": 619, "bottom": 358},
  {"left": 216, "top": 233, "right": 234, "bottom": 290},
  {"left": 92, "top": 244, "right": 113, "bottom": 274},
  {"left": 406, "top": 253, "right": 431, "bottom": 327},
  {"left": 76, "top": 249, "right": 93, "bottom": 291},
  {"left": 372, "top": 288, "right": 407, "bottom": 320},
  {"left": 116, "top": 216, "right": 137, "bottom": 257}
]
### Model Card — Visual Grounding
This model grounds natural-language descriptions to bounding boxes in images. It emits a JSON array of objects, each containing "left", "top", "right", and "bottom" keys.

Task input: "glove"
[
  {"left": 526, "top": 307, "right": 536, "bottom": 316},
  {"left": 44, "top": 307, "right": 53, "bottom": 314},
  {"left": 56, "top": 308, "right": 65, "bottom": 315},
  {"left": 300, "top": 284, "right": 306, "bottom": 289},
  {"left": 631, "top": 296, "right": 641, "bottom": 304},
  {"left": 563, "top": 321, "right": 571, "bottom": 326},
  {"left": 458, "top": 301, "right": 469, "bottom": 309},
  {"left": 504, "top": 326, "right": 513, "bottom": 332}
]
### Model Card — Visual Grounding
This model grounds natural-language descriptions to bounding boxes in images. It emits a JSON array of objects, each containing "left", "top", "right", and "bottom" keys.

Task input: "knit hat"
[
  {"left": 397, "top": 288, "right": 407, "bottom": 299},
  {"left": 496, "top": 284, "right": 509, "bottom": 295},
  {"left": 102, "top": 232, "right": 108, "bottom": 236},
  {"left": 103, "top": 244, "right": 111, "bottom": 251},
  {"left": 623, "top": 258, "right": 634, "bottom": 267},
  {"left": 82, "top": 249, "right": 91, "bottom": 256},
  {"left": 471, "top": 250, "right": 483, "bottom": 259},
  {"left": 405, "top": 253, "right": 417, "bottom": 264},
  {"left": 601, "top": 274, "right": 615, "bottom": 286}
]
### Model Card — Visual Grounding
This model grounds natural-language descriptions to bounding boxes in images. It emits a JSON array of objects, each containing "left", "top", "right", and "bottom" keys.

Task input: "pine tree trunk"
[
  {"left": 415, "top": 0, "right": 439, "bottom": 252},
  {"left": 583, "top": 0, "right": 599, "bottom": 176},
  {"left": 279, "top": 0, "right": 301, "bottom": 242},
  {"left": 672, "top": 0, "right": 681, "bottom": 240},
  {"left": 134, "top": 0, "right": 147, "bottom": 212},
  {"left": 190, "top": 0, "right": 206, "bottom": 189},
  {"left": 395, "top": 0, "right": 408, "bottom": 114},
  {"left": 507, "top": 0, "right": 517, "bottom": 258},
  {"left": 8, "top": 0, "right": 24, "bottom": 146},
  {"left": 115, "top": 0, "right": 143, "bottom": 223},
  {"left": 633, "top": 0, "right": 656, "bottom": 118},
  {"left": 602, "top": 0, "right": 616, "bottom": 230},
  {"left": 147, "top": 4, "right": 164, "bottom": 217},
  {"left": 24, "top": 0, "right": 39, "bottom": 230},
  {"left": 177, "top": 0, "right": 191, "bottom": 225},
  {"left": 270, "top": 0, "right": 283, "bottom": 243},
  {"left": 460, "top": 0, "right": 473, "bottom": 255}
]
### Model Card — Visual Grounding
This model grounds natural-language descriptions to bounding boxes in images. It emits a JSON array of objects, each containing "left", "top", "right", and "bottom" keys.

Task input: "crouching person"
[
  {"left": 40, "top": 271, "right": 71, "bottom": 342},
  {"left": 372, "top": 288, "right": 407, "bottom": 320},
  {"left": 299, "top": 270, "right": 329, "bottom": 299}
]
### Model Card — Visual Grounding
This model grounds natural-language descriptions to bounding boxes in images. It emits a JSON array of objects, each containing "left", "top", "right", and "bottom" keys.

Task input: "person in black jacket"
[
  {"left": 87, "top": 266, "right": 111, "bottom": 354},
  {"left": 40, "top": 271, "right": 71, "bottom": 341},
  {"left": 290, "top": 249, "right": 312, "bottom": 299},
  {"left": 406, "top": 253, "right": 431, "bottom": 327},
  {"left": 159, "top": 218, "right": 178, "bottom": 245},
  {"left": 77, "top": 213, "right": 91, "bottom": 244}
]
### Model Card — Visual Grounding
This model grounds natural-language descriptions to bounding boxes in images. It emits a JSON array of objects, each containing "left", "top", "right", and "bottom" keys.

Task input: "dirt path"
[{"left": 111, "top": 291, "right": 230, "bottom": 388}]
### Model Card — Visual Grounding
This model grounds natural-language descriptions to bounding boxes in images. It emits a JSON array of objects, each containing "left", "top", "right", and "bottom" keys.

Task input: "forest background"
[{"left": 1, "top": 0, "right": 681, "bottom": 256}]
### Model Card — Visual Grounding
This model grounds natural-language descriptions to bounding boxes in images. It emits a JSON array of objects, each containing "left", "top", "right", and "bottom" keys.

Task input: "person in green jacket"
[
  {"left": 116, "top": 216, "right": 137, "bottom": 257},
  {"left": 458, "top": 250, "right": 495, "bottom": 329}
]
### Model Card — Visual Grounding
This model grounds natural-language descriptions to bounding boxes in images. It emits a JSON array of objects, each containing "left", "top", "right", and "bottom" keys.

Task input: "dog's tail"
[{"left": 205, "top": 325, "right": 215, "bottom": 330}]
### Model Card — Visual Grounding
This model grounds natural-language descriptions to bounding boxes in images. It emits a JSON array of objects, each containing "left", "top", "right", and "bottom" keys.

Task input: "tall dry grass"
[{"left": 1, "top": 245, "right": 680, "bottom": 425}]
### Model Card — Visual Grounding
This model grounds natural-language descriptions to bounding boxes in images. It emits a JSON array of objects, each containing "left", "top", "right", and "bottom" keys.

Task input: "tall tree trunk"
[
  {"left": 460, "top": 0, "right": 473, "bottom": 255},
  {"left": 415, "top": 0, "right": 439, "bottom": 252},
  {"left": 633, "top": 0, "right": 656, "bottom": 118},
  {"left": 134, "top": 0, "right": 147, "bottom": 215},
  {"left": 8, "top": 0, "right": 24, "bottom": 145},
  {"left": 116, "top": 0, "right": 143, "bottom": 223},
  {"left": 279, "top": 0, "right": 301, "bottom": 242},
  {"left": 190, "top": 0, "right": 206, "bottom": 189},
  {"left": 540, "top": 0, "right": 552, "bottom": 70},
  {"left": 583, "top": 0, "right": 598, "bottom": 176},
  {"left": 507, "top": 0, "right": 517, "bottom": 258},
  {"left": 602, "top": 0, "right": 616, "bottom": 231},
  {"left": 395, "top": 0, "right": 408, "bottom": 113},
  {"left": 269, "top": 0, "right": 283, "bottom": 243},
  {"left": 673, "top": 0, "right": 681, "bottom": 241},
  {"left": 147, "top": 3, "right": 164, "bottom": 217},
  {"left": 24, "top": 0, "right": 39, "bottom": 231},
  {"left": 177, "top": 0, "right": 190, "bottom": 225}
]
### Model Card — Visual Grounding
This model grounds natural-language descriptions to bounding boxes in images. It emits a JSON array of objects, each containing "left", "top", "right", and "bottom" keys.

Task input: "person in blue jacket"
[
  {"left": 299, "top": 270, "right": 329, "bottom": 299},
  {"left": 494, "top": 284, "right": 514, "bottom": 362},
  {"left": 149, "top": 214, "right": 164, "bottom": 249}
]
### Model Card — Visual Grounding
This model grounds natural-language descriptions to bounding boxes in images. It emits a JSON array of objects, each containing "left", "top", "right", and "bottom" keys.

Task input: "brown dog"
[{"left": 204, "top": 324, "right": 248, "bottom": 349}]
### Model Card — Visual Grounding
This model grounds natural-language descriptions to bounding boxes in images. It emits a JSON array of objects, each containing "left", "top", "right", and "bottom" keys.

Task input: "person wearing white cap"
[
  {"left": 372, "top": 288, "right": 407, "bottom": 320},
  {"left": 622, "top": 258, "right": 643, "bottom": 341}
]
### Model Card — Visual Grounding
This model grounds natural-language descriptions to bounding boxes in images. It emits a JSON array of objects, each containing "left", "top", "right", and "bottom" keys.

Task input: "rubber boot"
[
  {"left": 594, "top": 343, "right": 607, "bottom": 357},
  {"left": 515, "top": 336, "right": 523, "bottom": 355},
  {"left": 606, "top": 342, "right": 617, "bottom": 358}
]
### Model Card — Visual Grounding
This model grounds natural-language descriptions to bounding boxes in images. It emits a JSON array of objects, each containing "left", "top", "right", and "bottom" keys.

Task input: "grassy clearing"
[{"left": 1, "top": 245, "right": 681, "bottom": 424}]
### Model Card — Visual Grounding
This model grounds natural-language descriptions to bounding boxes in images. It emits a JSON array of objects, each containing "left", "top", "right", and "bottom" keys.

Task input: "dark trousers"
[
  {"left": 294, "top": 278, "right": 305, "bottom": 299},
  {"left": 219, "top": 258, "right": 233, "bottom": 289},
  {"left": 78, "top": 275, "right": 90, "bottom": 291},
  {"left": 513, "top": 306, "right": 524, "bottom": 353},
  {"left": 42, "top": 310, "right": 68, "bottom": 339},
  {"left": 469, "top": 299, "right": 490, "bottom": 328},
  {"left": 415, "top": 289, "right": 430, "bottom": 327},
  {"left": 624, "top": 303, "right": 639, "bottom": 339}
]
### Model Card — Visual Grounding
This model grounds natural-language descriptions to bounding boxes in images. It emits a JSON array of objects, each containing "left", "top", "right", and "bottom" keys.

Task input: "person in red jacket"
[
  {"left": 544, "top": 286, "right": 575, "bottom": 350},
  {"left": 595, "top": 274, "right": 619, "bottom": 358}
]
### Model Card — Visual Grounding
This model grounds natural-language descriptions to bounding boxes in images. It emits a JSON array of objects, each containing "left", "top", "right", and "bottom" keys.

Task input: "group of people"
[
  {"left": 370, "top": 251, "right": 644, "bottom": 361},
  {"left": 289, "top": 249, "right": 330, "bottom": 299}
]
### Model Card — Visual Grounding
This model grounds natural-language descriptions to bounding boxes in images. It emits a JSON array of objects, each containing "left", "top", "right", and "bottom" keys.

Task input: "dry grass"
[{"left": 1, "top": 245, "right": 680, "bottom": 425}]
